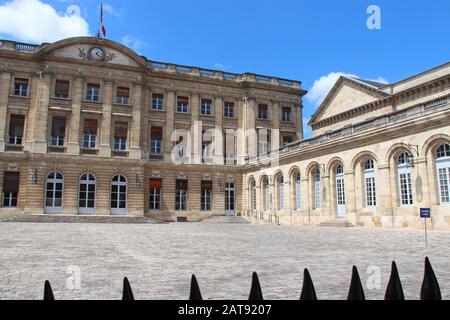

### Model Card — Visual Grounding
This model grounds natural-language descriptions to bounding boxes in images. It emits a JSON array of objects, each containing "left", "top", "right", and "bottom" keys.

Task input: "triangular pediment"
[
  {"left": 309, "top": 77, "right": 389, "bottom": 125},
  {"left": 34, "top": 37, "right": 147, "bottom": 68}
]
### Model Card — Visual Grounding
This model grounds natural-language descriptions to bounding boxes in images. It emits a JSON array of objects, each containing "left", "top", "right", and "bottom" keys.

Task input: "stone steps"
[
  {"left": 319, "top": 219, "right": 354, "bottom": 228},
  {"left": 202, "top": 215, "right": 251, "bottom": 224},
  {"left": 0, "top": 214, "right": 164, "bottom": 224}
]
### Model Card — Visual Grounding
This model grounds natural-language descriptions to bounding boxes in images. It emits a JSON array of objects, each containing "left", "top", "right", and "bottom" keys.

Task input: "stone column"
[
  {"left": 164, "top": 91, "right": 175, "bottom": 162},
  {"left": 67, "top": 77, "right": 83, "bottom": 155},
  {"left": 30, "top": 74, "right": 51, "bottom": 154},
  {"left": 214, "top": 96, "right": 224, "bottom": 165},
  {"left": 99, "top": 80, "right": 113, "bottom": 158},
  {"left": 0, "top": 72, "right": 11, "bottom": 152},
  {"left": 129, "top": 83, "right": 143, "bottom": 160}
]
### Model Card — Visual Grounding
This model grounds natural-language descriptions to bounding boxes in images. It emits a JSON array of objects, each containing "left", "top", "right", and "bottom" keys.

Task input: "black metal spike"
[
  {"left": 189, "top": 275, "right": 203, "bottom": 301},
  {"left": 248, "top": 272, "right": 264, "bottom": 301},
  {"left": 43, "top": 280, "right": 55, "bottom": 301},
  {"left": 347, "top": 266, "right": 365, "bottom": 300},
  {"left": 300, "top": 268, "right": 318, "bottom": 300},
  {"left": 385, "top": 261, "right": 405, "bottom": 300},
  {"left": 420, "top": 257, "right": 442, "bottom": 300},
  {"left": 122, "top": 277, "right": 135, "bottom": 301}
]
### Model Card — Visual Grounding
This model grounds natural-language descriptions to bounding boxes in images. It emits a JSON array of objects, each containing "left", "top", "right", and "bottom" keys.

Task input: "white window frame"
[
  {"left": 83, "top": 134, "right": 97, "bottom": 149},
  {"left": 224, "top": 102, "right": 235, "bottom": 118},
  {"left": 78, "top": 173, "right": 96, "bottom": 214},
  {"left": 45, "top": 171, "right": 64, "bottom": 214},
  {"left": 86, "top": 85, "right": 100, "bottom": 102},
  {"left": 152, "top": 94, "right": 164, "bottom": 110},
  {"left": 201, "top": 99, "right": 213, "bottom": 116},
  {"left": 149, "top": 185, "right": 162, "bottom": 211},
  {"left": 110, "top": 175, "right": 127, "bottom": 215},
  {"left": 114, "top": 138, "right": 127, "bottom": 151},
  {"left": 201, "top": 188, "right": 212, "bottom": 211},
  {"left": 278, "top": 176, "right": 285, "bottom": 211},
  {"left": 150, "top": 138, "right": 163, "bottom": 155},
  {"left": 436, "top": 145, "right": 450, "bottom": 204},
  {"left": 263, "top": 178, "right": 271, "bottom": 212},
  {"left": 295, "top": 173, "right": 301, "bottom": 211},
  {"left": 175, "top": 190, "right": 187, "bottom": 211},
  {"left": 314, "top": 170, "right": 321, "bottom": 209},
  {"left": 364, "top": 160, "right": 377, "bottom": 207}
]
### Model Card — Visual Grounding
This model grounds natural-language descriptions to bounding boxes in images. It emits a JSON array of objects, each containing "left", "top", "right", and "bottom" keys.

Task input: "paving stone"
[{"left": 0, "top": 222, "right": 448, "bottom": 300}]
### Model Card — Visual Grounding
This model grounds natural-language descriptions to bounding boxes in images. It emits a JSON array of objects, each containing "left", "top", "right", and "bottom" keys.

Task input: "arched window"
[
  {"left": 111, "top": 175, "right": 127, "bottom": 215},
  {"left": 314, "top": 169, "right": 321, "bottom": 209},
  {"left": 397, "top": 153, "right": 413, "bottom": 206},
  {"left": 436, "top": 144, "right": 450, "bottom": 203},
  {"left": 295, "top": 173, "right": 301, "bottom": 211},
  {"left": 336, "top": 164, "right": 346, "bottom": 217},
  {"left": 278, "top": 175, "right": 284, "bottom": 211},
  {"left": 364, "top": 159, "right": 376, "bottom": 207},
  {"left": 45, "top": 171, "right": 64, "bottom": 214},
  {"left": 79, "top": 173, "right": 96, "bottom": 214},
  {"left": 251, "top": 180, "right": 257, "bottom": 213},
  {"left": 263, "top": 177, "right": 271, "bottom": 212}
]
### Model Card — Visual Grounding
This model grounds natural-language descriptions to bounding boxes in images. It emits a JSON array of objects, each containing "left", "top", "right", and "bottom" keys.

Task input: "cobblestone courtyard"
[{"left": 0, "top": 222, "right": 448, "bottom": 300}]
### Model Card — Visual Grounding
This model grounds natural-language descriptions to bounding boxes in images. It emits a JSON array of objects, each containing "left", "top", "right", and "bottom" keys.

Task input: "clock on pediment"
[{"left": 89, "top": 47, "right": 105, "bottom": 61}]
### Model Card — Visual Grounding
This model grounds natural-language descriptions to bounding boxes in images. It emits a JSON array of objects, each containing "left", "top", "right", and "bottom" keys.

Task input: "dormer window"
[{"left": 116, "top": 87, "right": 130, "bottom": 105}]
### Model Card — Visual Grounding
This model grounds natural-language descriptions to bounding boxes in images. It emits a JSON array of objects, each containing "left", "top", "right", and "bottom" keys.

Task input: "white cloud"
[
  {"left": 0, "top": 0, "right": 89, "bottom": 43},
  {"left": 121, "top": 35, "right": 147, "bottom": 52},
  {"left": 306, "top": 72, "right": 389, "bottom": 107},
  {"left": 214, "top": 63, "right": 232, "bottom": 70}
]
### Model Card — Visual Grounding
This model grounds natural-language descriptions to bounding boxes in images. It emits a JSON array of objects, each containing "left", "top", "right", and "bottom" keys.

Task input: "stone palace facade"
[{"left": 0, "top": 37, "right": 449, "bottom": 229}]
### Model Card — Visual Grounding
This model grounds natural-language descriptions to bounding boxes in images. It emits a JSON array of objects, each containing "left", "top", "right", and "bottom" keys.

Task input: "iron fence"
[{"left": 42, "top": 257, "right": 442, "bottom": 301}]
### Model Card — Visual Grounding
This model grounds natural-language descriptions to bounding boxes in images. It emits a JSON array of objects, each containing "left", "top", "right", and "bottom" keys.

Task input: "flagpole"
[{"left": 97, "top": 2, "right": 103, "bottom": 39}]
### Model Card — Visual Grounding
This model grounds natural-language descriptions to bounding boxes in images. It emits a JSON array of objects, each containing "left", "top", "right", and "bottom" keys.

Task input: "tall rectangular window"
[
  {"left": 175, "top": 180, "right": 188, "bottom": 211},
  {"left": 152, "top": 93, "right": 164, "bottom": 110},
  {"left": 224, "top": 102, "right": 235, "bottom": 118},
  {"left": 225, "top": 129, "right": 236, "bottom": 165},
  {"left": 3, "top": 172, "right": 20, "bottom": 207},
  {"left": 86, "top": 83, "right": 100, "bottom": 102},
  {"left": 14, "top": 78, "right": 29, "bottom": 97},
  {"left": 83, "top": 119, "right": 98, "bottom": 149},
  {"left": 282, "top": 107, "right": 292, "bottom": 122},
  {"left": 116, "top": 87, "right": 130, "bottom": 105},
  {"left": 149, "top": 179, "right": 162, "bottom": 211},
  {"left": 365, "top": 176, "right": 377, "bottom": 207},
  {"left": 8, "top": 115, "right": 25, "bottom": 145},
  {"left": 54, "top": 80, "right": 70, "bottom": 98},
  {"left": 438, "top": 167, "right": 450, "bottom": 203},
  {"left": 201, "top": 99, "right": 213, "bottom": 116},
  {"left": 114, "top": 121, "right": 128, "bottom": 151},
  {"left": 258, "top": 104, "right": 268, "bottom": 120},
  {"left": 258, "top": 129, "right": 271, "bottom": 155},
  {"left": 399, "top": 172, "right": 414, "bottom": 206},
  {"left": 201, "top": 181, "right": 212, "bottom": 211},
  {"left": 177, "top": 96, "right": 189, "bottom": 113},
  {"left": 150, "top": 127, "right": 163, "bottom": 155},
  {"left": 51, "top": 117, "right": 66, "bottom": 146}
]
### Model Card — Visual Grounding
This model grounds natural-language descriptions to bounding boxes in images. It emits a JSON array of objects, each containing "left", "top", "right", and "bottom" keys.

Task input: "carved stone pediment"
[{"left": 35, "top": 37, "right": 147, "bottom": 68}]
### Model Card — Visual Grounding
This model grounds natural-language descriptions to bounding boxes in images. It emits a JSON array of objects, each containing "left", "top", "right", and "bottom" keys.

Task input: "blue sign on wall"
[{"left": 420, "top": 208, "right": 431, "bottom": 219}]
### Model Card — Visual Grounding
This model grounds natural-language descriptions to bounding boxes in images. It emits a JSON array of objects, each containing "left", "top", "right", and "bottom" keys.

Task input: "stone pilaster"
[
  {"left": 164, "top": 91, "right": 175, "bottom": 162},
  {"left": 0, "top": 72, "right": 11, "bottom": 152},
  {"left": 214, "top": 96, "right": 224, "bottom": 165},
  {"left": 141, "top": 87, "right": 150, "bottom": 157},
  {"left": 344, "top": 171, "right": 357, "bottom": 224},
  {"left": 99, "top": 80, "right": 113, "bottom": 158},
  {"left": 30, "top": 74, "right": 51, "bottom": 153},
  {"left": 236, "top": 98, "right": 246, "bottom": 164},
  {"left": 191, "top": 94, "right": 201, "bottom": 164},
  {"left": 295, "top": 103, "right": 303, "bottom": 141},
  {"left": 129, "top": 84, "right": 143, "bottom": 160},
  {"left": 378, "top": 164, "right": 394, "bottom": 226},
  {"left": 67, "top": 77, "right": 83, "bottom": 155}
]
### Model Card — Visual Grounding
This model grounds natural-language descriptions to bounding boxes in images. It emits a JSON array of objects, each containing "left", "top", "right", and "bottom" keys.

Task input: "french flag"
[{"left": 101, "top": 3, "right": 106, "bottom": 37}]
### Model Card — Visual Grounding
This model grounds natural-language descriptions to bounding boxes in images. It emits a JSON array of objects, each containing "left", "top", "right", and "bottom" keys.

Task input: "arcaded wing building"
[{"left": 0, "top": 37, "right": 449, "bottom": 229}]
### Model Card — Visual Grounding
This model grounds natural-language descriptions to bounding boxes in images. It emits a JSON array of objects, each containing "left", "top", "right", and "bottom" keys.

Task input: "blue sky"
[{"left": 1, "top": 0, "right": 449, "bottom": 137}]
